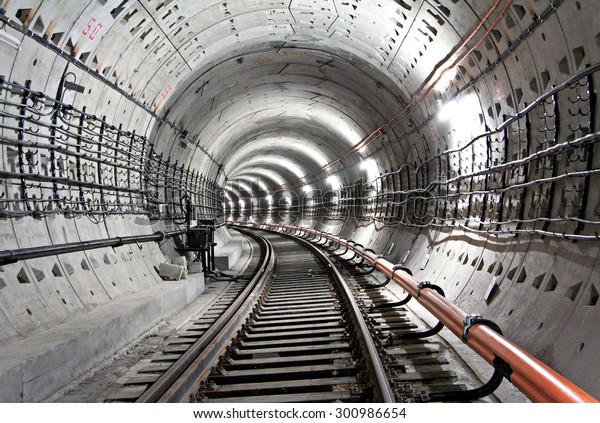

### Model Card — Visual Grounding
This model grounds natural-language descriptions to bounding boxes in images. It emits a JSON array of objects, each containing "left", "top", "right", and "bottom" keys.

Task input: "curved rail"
[
  {"left": 137, "top": 227, "right": 276, "bottom": 402},
  {"left": 234, "top": 221, "right": 598, "bottom": 403},
  {"left": 275, "top": 229, "right": 396, "bottom": 403}
]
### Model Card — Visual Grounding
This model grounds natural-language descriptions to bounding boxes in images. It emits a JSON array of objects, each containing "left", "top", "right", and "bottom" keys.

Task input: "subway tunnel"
[{"left": 0, "top": 0, "right": 599, "bottom": 403}]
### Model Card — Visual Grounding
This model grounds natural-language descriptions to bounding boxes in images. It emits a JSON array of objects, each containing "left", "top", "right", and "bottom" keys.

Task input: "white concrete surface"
[
  {"left": 213, "top": 227, "right": 246, "bottom": 270},
  {"left": 158, "top": 262, "right": 185, "bottom": 281},
  {"left": 0, "top": 273, "right": 204, "bottom": 402}
]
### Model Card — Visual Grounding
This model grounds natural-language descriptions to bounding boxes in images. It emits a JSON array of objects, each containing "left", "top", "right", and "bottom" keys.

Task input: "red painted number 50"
[{"left": 82, "top": 17, "right": 103, "bottom": 40}]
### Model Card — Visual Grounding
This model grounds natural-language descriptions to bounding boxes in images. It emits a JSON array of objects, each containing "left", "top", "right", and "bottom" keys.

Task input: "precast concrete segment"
[
  {"left": 147, "top": 228, "right": 276, "bottom": 402},
  {"left": 239, "top": 221, "right": 599, "bottom": 403}
]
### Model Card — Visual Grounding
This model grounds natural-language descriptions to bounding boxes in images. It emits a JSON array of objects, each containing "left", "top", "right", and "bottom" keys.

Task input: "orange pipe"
[{"left": 234, "top": 221, "right": 598, "bottom": 403}]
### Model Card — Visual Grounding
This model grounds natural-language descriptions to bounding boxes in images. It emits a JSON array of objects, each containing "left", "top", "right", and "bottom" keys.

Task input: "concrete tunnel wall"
[{"left": 0, "top": 0, "right": 599, "bottom": 400}]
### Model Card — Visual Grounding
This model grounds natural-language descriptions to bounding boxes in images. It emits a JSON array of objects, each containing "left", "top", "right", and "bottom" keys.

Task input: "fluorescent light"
[
  {"left": 360, "top": 158, "right": 378, "bottom": 180},
  {"left": 438, "top": 99, "right": 458, "bottom": 121},
  {"left": 360, "top": 158, "right": 375, "bottom": 170},
  {"left": 327, "top": 175, "right": 341, "bottom": 190}
]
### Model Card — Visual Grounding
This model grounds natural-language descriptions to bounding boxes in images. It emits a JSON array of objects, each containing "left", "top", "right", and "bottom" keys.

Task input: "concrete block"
[
  {"left": 214, "top": 243, "right": 243, "bottom": 270},
  {"left": 0, "top": 273, "right": 206, "bottom": 402},
  {"left": 0, "top": 362, "right": 23, "bottom": 402},
  {"left": 211, "top": 227, "right": 245, "bottom": 270},
  {"left": 172, "top": 256, "right": 187, "bottom": 267},
  {"left": 186, "top": 273, "right": 205, "bottom": 303},
  {"left": 157, "top": 285, "right": 188, "bottom": 319},
  {"left": 189, "top": 262, "right": 203, "bottom": 274},
  {"left": 172, "top": 256, "right": 188, "bottom": 279},
  {"left": 159, "top": 262, "right": 184, "bottom": 280}
]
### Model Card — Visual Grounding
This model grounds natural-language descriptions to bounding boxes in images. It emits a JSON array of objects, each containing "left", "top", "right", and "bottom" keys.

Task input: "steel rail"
[
  {"left": 273, "top": 228, "right": 396, "bottom": 403},
  {"left": 235, "top": 221, "right": 598, "bottom": 403},
  {"left": 0, "top": 230, "right": 186, "bottom": 265},
  {"left": 139, "top": 227, "right": 276, "bottom": 402}
]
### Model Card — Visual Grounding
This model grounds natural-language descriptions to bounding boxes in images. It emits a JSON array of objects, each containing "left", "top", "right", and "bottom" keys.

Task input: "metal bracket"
[
  {"left": 63, "top": 80, "right": 85, "bottom": 93},
  {"left": 416, "top": 281, "right": 431, "bottom": 298},
  {"left": 360, "top": 263, "right": 410, "bottom": 289},
  {"left": 416, "top": 281, "right": 444, "bottom": 298},
  {"left": 428, "top": 316, "right": 510, "bottom": 402},
  {"left": 390, "top": 263, "right": 411, "bottom": 281},
  {"left": 462, "top": 314, "right": 483, "bottom": 342},
  {"left": 393, "top": 263, "right": 412, "bottom": 276}
]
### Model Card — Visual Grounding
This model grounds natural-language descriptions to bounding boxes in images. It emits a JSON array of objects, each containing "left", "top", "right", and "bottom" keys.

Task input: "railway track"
[
  {"left": 98, "top": 226, "right": 504, "bottom": 403},
  {"left": 346, "top": 274, "right": 474, "bottom": 402},
  {"left": 104, "top": 232, "right": 265, "bottom": 402},
  {"left": 192, "top": 232, "right": 393, "bottom": 403}
]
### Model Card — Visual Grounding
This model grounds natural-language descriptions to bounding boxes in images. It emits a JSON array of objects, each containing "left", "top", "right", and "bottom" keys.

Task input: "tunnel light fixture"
[
  {"left": 327, "top": 175, "right": 341, "bottom": 190},
  {"left": 237, "top": 181, "right": 253, "bottom": 193},
  {"left": 280, "top": 196, "right": 292, "bottom": 208},
  {"left": 258, "top": 180, "right": 269, "bottom": 192},
  {"left": 360, "top": 158, "right": 375, "bottom": 170},
  {"left": 438, "top": 99, "right": 458, "bottom": 121},
  {"left": 303, "top": 185, "right": 312, "bottom": 193},
  {"left": 360, "top": 158, "right": 379, "bottom": 181},
  {"left": 265, "top": 195, "right": 272, "bottom": 203},
  {"left": 437, "top": 94, "right": 480, "bottom": 143},
  {"left": 234, "top": 175, "right": 269, "bottom": 192}
]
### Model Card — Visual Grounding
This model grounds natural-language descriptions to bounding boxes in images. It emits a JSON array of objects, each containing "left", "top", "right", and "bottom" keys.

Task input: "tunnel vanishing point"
[{"left": 0, "top": 0, "right": 599, "bottom": 403}]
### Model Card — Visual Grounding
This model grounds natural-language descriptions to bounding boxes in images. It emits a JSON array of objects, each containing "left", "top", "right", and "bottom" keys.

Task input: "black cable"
[{"left": 204, "top": 267, "right": 252, "bottom": 282}]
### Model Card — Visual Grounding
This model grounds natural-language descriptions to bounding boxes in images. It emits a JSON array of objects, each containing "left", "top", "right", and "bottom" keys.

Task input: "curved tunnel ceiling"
[
  {"left": 3, "top": 0, "right": 548, "bottom": 195},
  {"left": 162, "top": 44, "right": 406, "bottom": 192},
  {"left": 50, "top": 0, "right": 495, "bottom": 195},
  {"left": 2, "top": 0, "right": 600, "bottom": 401},
  {"left": 2, "top": 0, "right": 597, "bottom": 211}
]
